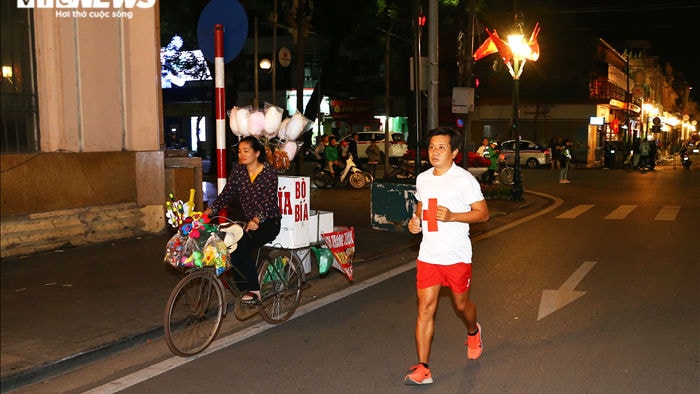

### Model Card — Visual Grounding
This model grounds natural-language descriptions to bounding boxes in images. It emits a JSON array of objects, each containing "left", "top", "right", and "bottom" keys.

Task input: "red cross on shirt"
[{"left": 423, "top": 198, "right": 438, "bottom": 232}]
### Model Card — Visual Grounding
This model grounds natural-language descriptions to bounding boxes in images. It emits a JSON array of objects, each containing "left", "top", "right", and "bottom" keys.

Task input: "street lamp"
[{"left": 473, "top": 20, "right": 540, "bottom": 200}]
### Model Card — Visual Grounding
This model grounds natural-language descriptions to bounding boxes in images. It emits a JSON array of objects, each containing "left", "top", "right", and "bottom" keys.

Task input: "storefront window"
[{"left": 1, "top": 4, "right": 39, "bottom": 153}]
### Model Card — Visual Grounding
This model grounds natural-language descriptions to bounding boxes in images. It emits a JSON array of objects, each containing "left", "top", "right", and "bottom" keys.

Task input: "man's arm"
[
  {"left": 408, "top": 201, "right": 423, "bottom": 234},
  {"left": 436, "top": 199, "right": 489, "bottom": 224}
]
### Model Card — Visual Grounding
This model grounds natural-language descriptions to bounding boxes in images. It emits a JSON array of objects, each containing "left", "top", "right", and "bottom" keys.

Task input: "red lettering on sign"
[{"left": 278, "top": 190, "right": 292, "bottom": 215}]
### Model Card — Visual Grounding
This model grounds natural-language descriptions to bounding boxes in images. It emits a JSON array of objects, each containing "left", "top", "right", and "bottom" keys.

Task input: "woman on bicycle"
[{"left": 204, "top": 136, "right": 281, "bottom": 305}]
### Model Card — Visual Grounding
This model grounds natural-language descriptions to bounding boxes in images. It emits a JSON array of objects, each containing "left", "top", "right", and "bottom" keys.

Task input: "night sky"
[{"left": 486, "top": 1, "right": 700, "bottom": 101}]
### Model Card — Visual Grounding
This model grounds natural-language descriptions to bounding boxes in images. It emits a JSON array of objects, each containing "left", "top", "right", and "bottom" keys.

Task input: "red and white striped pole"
[{"left": 214, "top": 24, "right": 228, "bottom": 220}]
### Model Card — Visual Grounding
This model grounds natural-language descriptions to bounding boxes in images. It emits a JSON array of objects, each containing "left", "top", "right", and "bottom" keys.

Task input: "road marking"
[
  {"left": 537, "top": 261, "right": 597, "bottom": 321},
  {"left": 654, "top": 205, "right": 680, "bottom": 221},
  {"left": 604, "top": 205, "right": 637, "bottom": 220},
  {"left": 555, "top": 204, "right": 594, "bottom": 219}
]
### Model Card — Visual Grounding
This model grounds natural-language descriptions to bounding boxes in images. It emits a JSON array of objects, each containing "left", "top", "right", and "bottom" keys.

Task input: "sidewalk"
[{"left": 0, "top": 190, "right": 552, "bottom": 391}]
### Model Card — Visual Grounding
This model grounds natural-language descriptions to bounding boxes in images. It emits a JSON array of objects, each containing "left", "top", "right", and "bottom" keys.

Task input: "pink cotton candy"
[
  {"left": 278, "top": 117, "right": 290, "bottom": 140},
  {"left": 286, "top": 112, "right": 309, "bottom": 141},
  {"left": 229, "top": 106, "right": 239, "bottom": 136},
  {"left": 263, "top": 104, "right": 283, "bottom": 138},
  {"left": 281, "top": 140, "right": 298, "bottom": 161},
  {"left": 236, "top": 107, "right": 250, "bottom": 137},
  {"left": 248, "top": 110, "right": 265, "bottom": 137}
]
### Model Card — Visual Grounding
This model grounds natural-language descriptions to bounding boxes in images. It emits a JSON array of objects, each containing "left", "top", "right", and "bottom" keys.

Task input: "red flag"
[
  {"left": 473, "top": 35, "right": 497, "bottom": 61},
  {"left": 527, "top": 22, "right": 541, "bottom": 61},
  {"left": 474, "top": 24, "right": 541, "bottom": 63},
  {"left": 485, "top": 28, "right": 512, "bottom": 64}
]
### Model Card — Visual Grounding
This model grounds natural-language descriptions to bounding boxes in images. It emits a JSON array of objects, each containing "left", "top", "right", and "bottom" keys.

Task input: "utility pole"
[
  {"left": 295, "top": 0, "right": 306, "bottom": 174},
  {"left": 427, "top": 0, "right": 438, "bottom": 131},
  {"left": 462, "top": 3, "right": 476, "bottom": 168},
  {"left": 413, "top": 0, "right": 424, "bottom": 177}
]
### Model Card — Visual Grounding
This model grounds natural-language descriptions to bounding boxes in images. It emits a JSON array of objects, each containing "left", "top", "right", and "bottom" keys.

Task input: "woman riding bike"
[{"left": 204, "top": 136, "right": 281, "bottom": 305}]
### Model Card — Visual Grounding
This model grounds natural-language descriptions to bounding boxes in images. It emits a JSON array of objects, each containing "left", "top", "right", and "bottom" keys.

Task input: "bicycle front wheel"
[
  {"left": 258, "top": 249, "right": 303, "bottom": 324},
  {"left": 164, "top": 270, "right": 225, "bottom": 357}
]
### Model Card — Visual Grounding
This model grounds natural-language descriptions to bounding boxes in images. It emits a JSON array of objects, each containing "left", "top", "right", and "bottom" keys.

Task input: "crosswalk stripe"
[
  {"left": 556, "top": 204, "right": 594, "bottom": 219},
  {"left": 654, "top": 206, "right": 680, "bottom": 221},
  {"left": 604, "top": 205, "right": 637, "bottom": 220}
]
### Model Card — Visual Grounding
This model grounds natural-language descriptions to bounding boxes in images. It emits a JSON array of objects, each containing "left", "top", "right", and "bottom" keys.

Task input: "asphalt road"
[{"left": 13, "top": 163, "right": 700, "bottom": 393}]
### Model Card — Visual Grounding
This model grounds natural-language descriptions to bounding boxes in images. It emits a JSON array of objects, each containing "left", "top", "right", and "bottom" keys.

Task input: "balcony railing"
[{"left": 589, "top": 80, "right": 627, "bottom": 102}]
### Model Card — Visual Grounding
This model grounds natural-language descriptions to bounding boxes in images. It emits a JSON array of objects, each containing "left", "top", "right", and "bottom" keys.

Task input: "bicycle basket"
[{"left": 164, "top": 228, "right": 231, "bottom": 276}]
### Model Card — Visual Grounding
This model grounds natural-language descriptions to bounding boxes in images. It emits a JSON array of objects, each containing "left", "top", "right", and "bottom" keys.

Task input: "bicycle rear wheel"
[
  {"left": 164, "top": 270, "right": 225, "bottom": 357},
  {"left": 499, "top": 167, "right": 515, "bottom": 185},
  {"left": 258, "top": 249, "right": 303, "bottom": 324}
]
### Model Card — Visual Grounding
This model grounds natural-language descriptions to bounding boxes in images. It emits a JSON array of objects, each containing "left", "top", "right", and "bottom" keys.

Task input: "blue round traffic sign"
[{"left": 197, "top": 0, "right": 248, "bottom": 63}]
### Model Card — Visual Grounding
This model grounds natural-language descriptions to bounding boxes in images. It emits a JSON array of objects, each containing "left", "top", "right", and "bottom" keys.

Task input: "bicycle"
[
  {"left": 163, "top": 219, "right": 305, "bottom": 357},
  {"left": 480, "top": 156, "right": 515, "bottom": 185}
]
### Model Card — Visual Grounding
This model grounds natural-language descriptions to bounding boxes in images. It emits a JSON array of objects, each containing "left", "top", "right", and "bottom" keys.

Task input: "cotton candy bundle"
[
  {"left": 229, "top": 106, "right": 240, "bottom": 136},
  {"left": 248, "top": 110, "right": 265, "bottom": 137},
  {"left": 278, "top": 117, "right": 290, "bottom": 140},
  {"left": 263, "top": 103, "right": 283, "bottom": 138},
  {"left": 281, "top": 140, "right": 298, "bottom": 161},
  {"left": 285, "top": 112, "right": 309, "bottom": 141},
  {"left": 236, "top": 106, "right": 250, "bottom": 137}
]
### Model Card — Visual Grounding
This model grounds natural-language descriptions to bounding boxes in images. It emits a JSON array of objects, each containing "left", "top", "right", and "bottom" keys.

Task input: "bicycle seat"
[{"left": 220, "top": 223, "right": 244, "bottom": 253}]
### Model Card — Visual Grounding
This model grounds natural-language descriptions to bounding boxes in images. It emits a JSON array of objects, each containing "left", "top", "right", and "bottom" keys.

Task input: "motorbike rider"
[
  {"left": 483, "top": 140, "right": 498, "bottom": 184},
  {"left": 324, "top": 136, "right": 344, "bottom": 177}
]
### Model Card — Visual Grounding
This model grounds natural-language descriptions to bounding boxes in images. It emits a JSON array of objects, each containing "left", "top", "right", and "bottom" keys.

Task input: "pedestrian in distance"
[
  {"left": 204, "top": 136, "right": 282, "bottom": 305},
  {"left": 348, "top": 132, "right": 359, "bottom": 160},
  {"left": 559, "top": 139, "right": 573, "bottom": 183},
  {"left": 550, "top": 137, "right": 562, "bottom": 170},
  {"left": 476, "top": 137, "right": 489, "bottom": 157},
  {"left": 365, "top": 138, "right": 383, "bottom": 178},
  {"left": 405, "top": 127, "right": 489, "bottom": 386},
  {"left": 639, "top": 138, "right": 651, "bottom": 169}
]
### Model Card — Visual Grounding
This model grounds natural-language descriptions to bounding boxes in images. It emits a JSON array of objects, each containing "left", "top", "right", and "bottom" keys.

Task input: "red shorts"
[{"left": 416, "top": 260, "right": 472, "bottom": 293}]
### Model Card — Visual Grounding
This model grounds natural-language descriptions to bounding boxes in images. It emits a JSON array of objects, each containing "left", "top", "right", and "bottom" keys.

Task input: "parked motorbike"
[
  {"left": 312, "top": 154, "right": 372, "bottom": 189},
  {"left": 681, "top": 149, "right": 692, "bottom": 169},
  {"left": 389, "top": 158, "right": 429, "bottom": 179}
]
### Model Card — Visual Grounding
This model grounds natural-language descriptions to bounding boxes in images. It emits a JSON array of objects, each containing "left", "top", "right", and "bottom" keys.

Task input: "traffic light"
[
  {"left": 471, "top": 74, "right": 480, "bottom": 102},
  {"left": 417, "top": 14, "right": 426, "bottom": 27}
]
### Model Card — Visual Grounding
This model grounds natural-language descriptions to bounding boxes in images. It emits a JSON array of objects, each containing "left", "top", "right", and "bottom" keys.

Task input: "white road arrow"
[{"left": 537, "top": 261, "right": 597, "bottom": 321}]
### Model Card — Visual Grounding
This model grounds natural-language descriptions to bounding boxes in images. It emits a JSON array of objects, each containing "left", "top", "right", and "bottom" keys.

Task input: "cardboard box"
[
  {"left": 308, "top": 210, "right": 334, "bottom": 243},
  {"left": 268, "top": 221, "right": 311, "bottom": 249},
  {"left": 266, "top": 176, "right": 311, "bottom": 248}
]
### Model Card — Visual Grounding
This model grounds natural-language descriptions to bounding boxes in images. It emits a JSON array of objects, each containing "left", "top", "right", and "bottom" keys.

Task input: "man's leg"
[
  {"left": 453, "top": 288, "right": 483, "bottom": 359},
  {"left": 415, "top": 284, "right": 441, "bottom": 363},
  {"left": 452, "top": 288, "right": 478, "bottom": 333}
]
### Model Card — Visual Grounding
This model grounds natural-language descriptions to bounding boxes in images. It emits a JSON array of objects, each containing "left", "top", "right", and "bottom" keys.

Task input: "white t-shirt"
[{"left": 414, "top": 162, "right": 484, "bottom": 265}]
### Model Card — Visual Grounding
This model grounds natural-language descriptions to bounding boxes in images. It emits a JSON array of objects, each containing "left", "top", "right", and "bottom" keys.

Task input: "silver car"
[
  {"left": 499, "top": 139, "right": 551, "bottom": 168},
  {"left": 341, "top": 131, "right": 408, "bottom": 160}
]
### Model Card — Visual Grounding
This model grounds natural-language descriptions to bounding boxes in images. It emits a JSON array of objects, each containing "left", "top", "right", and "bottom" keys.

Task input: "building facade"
[{"left": 1, "top": 5, "right": 166, "bottom": 258}]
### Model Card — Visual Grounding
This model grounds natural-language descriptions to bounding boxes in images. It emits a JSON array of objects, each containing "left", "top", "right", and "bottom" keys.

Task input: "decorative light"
[
  {"left": 473, "top": 20, "right": 541, "bottom": 200},
  {"left": 259, "top": 58, "right": 272, "bottom": 71}
]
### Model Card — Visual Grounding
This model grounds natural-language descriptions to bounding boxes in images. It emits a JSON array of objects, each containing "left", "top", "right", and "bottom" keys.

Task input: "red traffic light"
[{"left": 417, "top": 15, "right": 426, "bottom": 27}]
